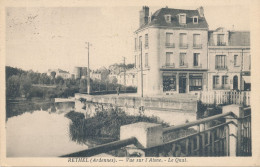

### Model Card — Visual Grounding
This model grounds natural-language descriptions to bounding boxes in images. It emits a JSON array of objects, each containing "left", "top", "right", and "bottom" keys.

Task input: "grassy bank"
[{"left": 65, "top": 108, "right": 169, "bottom": 145}]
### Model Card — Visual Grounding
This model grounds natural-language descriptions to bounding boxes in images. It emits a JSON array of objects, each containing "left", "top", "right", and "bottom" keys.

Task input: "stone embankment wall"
[{"left": 74, "top": 93, "right": 198, "bottom": 125}]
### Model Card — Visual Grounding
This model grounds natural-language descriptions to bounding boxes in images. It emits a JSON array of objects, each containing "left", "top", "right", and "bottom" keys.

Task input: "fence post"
[
  {"left": 222, "top": 105, "right": 244, "bottom": 156},
  {"left": 120, "top": 122, "right": 163, "bottom": 156}
]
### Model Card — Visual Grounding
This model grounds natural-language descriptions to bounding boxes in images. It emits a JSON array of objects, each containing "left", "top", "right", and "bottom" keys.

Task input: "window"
[
  {"left": 145, "top": 53, "right": 149, "bottom": 67},
  {"left": 222, "top": 75, "right": 228, "bottom": 85},
  {"left": 165, "top": 15, "right": 171, "bottom": 23},
  {"left": 179, "top": 33, "right": 187, "bottom": 48},
  {"left": 217, "top": 34, "right": 225, "bottom": 46},
  {"left": 139, "top": 36, "right": 142, "bottom": 50},
  {"left": 193, "top": 34, "right": 201, "bottom": 48},
  {"left": 163, "top": 75, "right": 176, "bottom": 91},
  {"left": 215, "top": 55, "right": 227, "bottom": 69},
  {"left": 134, "top": 55, "right": 137, "bottom": 68},
  {"left": 193, "top": 16, "right": 198, "bottom": 24},
  {"left": 213, "top": 75, "right": 219, "bottom": 88},
  {"left": 145, "top": 34, "right": 149, "bottom": 48},
  {"left": 166, "top": 33, "right": 174, "bottom": 47},
  {"left": 179, "top": 14, "right": 186, "bottom": 24},
  {"left": 234, "top": 55, "right": 239, "bottom": 66},
  {"left": 166, "top": 52, "right": 174, "bottom": 66},
  {"left": 189, "top": 75, "right": 202, "bottom": 91},
  {"left": 138, "top": 54, "right": 141, "bottom": 68},
  {"left": 180, "top": 53, "right": 187, "bottom": 66},
  {"left": 193, "top": 53, "right": 200, "bottom": 67}
]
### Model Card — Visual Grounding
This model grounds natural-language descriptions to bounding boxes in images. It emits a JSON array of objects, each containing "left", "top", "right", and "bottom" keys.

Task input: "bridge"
[{"left": 61, "top": 104, "right": 251, "bottom": 157}]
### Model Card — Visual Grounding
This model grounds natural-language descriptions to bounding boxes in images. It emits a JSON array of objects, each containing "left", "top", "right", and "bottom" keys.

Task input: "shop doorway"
[
  {"left": 233, "top": 75, "right": 238, "bottom": 90},
  {"left": 179, "top": 76, "right": 186, "bottom": 93}
]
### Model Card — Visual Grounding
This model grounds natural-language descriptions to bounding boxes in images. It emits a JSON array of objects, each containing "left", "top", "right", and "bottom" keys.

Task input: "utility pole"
[
  {"left": 140, "top": 41, "right": 143, "bottom": 97},
  {"left": 122, "top": 56, "right": 126, "bottom": 89},
  {"left": 85, "top": 42, "right": 91, "bottom": 94},
  {"left": 240, "top": 48, "right": 244, "bottom": 91}
]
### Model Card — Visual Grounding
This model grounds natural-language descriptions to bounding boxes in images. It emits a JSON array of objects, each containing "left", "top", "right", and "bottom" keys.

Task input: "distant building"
[
  {"left": 73, "top": 67, "right": 88, "bottom": 79},
  {"left": 208, "top": 28, "right": 250, "bottom": 91},
  {"left": 117, "top": 69, "right": 137, "bottom": 87},
  {"left": 47, "top": 69, "right": 71, "bottom": 79},
  {"left": 134, "top": 6, "right": 208, "bottom": 95},
  {"left": 90, "top": 71, "right": 102, "bottom": 81}
]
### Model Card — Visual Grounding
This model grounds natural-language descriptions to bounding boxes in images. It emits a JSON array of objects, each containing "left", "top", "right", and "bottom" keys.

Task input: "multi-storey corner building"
[
  {"left": 208, "top": 28, "right": 251, "bottom": 91},
  {"left": 134, "top": 6, "right": 209, "bottom": 96}
]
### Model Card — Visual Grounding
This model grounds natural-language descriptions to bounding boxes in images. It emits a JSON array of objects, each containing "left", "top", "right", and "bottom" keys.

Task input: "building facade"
[
  {"left": 208, "top": 28, "right": 251, "bottom": 91},
  {"left": 73, "top": 67, "right": 88, "bottom": 79},
  {"left": 47, "top": 69, "right": 71, "bottom": 79},
  {"left": 117, "top": 69, "right": 137, "bottom": 87},
  {"left": 134, "top": 6, "right": 209, "bottom": 96}
]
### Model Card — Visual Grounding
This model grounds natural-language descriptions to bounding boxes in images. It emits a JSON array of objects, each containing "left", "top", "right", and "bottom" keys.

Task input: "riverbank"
[{"left": 6, "top": 98, "right": 76, "bottom": 120}]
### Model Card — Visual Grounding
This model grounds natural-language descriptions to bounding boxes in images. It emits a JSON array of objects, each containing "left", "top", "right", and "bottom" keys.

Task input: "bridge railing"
[
  {"left": 60, "top": 137, "right": 136, "bottom": 157},
  {"left": 140, "top": 105, "right": 251, "bottom": 157},
  {"left": 60, "top": 105, "right": 251, "bottom": 157},
  {"left": 141, "top": 111, "right": 234, "bottom": 157}
]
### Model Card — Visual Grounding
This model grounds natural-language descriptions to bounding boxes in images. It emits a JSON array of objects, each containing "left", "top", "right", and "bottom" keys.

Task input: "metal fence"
[{"left": 199, "top": 90, "right": 250, "bottom": 106}]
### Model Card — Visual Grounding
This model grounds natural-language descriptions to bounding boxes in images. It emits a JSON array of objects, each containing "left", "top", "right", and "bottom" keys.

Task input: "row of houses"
[
  {"left": 47, "top": 66, "right": 138, "bottom": 87},
  {"left": 134, "top": 6, "right": 251, "bottom": 96}
]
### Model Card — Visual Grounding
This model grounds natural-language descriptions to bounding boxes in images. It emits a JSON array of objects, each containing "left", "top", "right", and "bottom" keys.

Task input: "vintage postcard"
[{"left": 0, "top": 0, "right": 260, "bottom": 166}]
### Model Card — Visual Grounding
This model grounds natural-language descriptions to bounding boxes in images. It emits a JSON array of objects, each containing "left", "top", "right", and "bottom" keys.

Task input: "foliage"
[
  {"left": 6, "top": 75, "right": 21, "bottom": 98},
  {"left": 65, "top": 108, "right": 169, "bottom": 144},
  {"left": 6, "top": 66, "right": 136, "bottom": 99}
]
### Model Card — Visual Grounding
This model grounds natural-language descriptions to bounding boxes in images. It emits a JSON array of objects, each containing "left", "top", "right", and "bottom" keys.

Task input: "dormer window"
[
  {"left": 193, "top": 16, "right": 198, "bottom": 24},
  {"left": 179, "top": 14, "right": 186, "bottom": 24},
  {"left": 164, "top": 14, "right": 171, "bottom": 23}
]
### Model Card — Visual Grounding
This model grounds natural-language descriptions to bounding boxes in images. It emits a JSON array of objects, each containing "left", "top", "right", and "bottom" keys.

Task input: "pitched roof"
[
  {"left": 229, "top": 31, "right": 250, "bottom": 46},
  {"left": 137, "top": 7, "right": 208, "bottom": 31},
  {"left": 208, "top": 31, "right": 250, "bottom": 46}
]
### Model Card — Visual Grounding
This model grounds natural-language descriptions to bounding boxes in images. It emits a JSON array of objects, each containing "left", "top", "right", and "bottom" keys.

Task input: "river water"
[{"left": 6, "top": 101, "right": 91, "bottom": 157}]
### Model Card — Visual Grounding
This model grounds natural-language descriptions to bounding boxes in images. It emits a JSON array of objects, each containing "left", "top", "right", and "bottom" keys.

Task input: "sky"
[{"left": 6, "top": 5, "right": 250, "bottom": 73}]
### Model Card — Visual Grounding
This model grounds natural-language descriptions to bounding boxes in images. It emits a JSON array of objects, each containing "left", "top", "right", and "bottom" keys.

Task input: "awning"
[{"left": 243, "top": 76, "right": 251, "bottom": 83}]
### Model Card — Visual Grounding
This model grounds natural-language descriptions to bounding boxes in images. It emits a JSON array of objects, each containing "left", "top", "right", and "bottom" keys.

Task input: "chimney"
[
  {"left": 139, "top": 6, "right": 150, "bottom": 27},
  {"left": 197, "top": 6, "right": 204, "bottom": 17}
]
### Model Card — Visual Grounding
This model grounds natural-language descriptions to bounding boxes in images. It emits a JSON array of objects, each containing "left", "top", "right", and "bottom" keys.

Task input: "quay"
[{"left": 74, "top": 93, "right": 198, "bottom": 125}]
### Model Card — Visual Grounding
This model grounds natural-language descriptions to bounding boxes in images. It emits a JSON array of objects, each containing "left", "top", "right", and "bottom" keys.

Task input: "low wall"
[{"left": 74, "top": 93, "right": 198, "bottom": 125}]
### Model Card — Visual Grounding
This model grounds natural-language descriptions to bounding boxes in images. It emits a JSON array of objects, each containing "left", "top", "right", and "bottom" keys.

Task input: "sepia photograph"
[{"left": 0, "top": 0, "right": 259, "bottom": 166}]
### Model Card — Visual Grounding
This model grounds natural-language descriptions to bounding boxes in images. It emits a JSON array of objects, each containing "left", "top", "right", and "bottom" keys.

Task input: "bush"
[{"left": 65, "top": 108, "right": 169, "bottom": 144}]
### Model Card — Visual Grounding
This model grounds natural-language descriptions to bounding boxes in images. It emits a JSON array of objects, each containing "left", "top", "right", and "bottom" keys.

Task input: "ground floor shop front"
[{"left": 161, "top": 70, "right": 207, "bottom": 95}]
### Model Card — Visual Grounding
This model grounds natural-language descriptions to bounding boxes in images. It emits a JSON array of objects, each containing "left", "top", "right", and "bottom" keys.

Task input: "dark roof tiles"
[
  {"left": 137, "top": 7, "right": 208, "bottom": 31},
  {"left": 208, "top": 31, "right": 250, "bottom": 46}
]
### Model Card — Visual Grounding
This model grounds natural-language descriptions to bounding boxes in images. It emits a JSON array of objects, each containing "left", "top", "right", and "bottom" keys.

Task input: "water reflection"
[
  {"left": 6, "top": 100, "right": 75, "bottom": 119},
  {"left": 6, "top": 102, "right": 89, "bottom": 157}
]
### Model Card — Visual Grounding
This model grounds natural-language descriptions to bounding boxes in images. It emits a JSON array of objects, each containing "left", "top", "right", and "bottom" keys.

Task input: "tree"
[
  {"left": 39, "top": 73, "right": 51, "bottom": 85},
  {"left": 112, "top": 77, "right": 118, "bottom": 85},
  {"left": 20, "top": 75, "right": 32, "bottom": 98},
  {"left": 100, "top": 69, "right": 110, "bottom": 83},
  {"left": 79, "top": 78, "right": 87, "bottom": 93},
  {"left": 55, "top": 76, "right": 64, "bottom": 85},
  {"left": 6, "top": 75, "right": 20, "bottom": 98},
  {"left": 126, "top": 63, "right": 134, "bottom": 69},
  {"left": 50, "top": 71, "right": 56, "bottom": 79}
]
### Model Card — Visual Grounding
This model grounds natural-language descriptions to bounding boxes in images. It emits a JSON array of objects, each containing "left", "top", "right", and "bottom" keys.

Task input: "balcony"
[
  {"left": 162, "top": 63, "right": 175, "bottom": 68},
  {"left": 179, "top": 43, "right": 188, "bottom": 49},
  {"left": 193, "top": 44, "right": 202, "bottom": 49},
  {"left": 179, "top": 63, "right": 188, "bottom": 68},
  {"left": 217, "top": 42, "right": 226, "bottom": 46},
  {"left": 193, "top": 63, "right": 202, "bottom": 68},
  {"left": 165, "top": 43, "right": 175, "bottom": 48},
  {"left": 215, "top": 65, "right": 227, "bottom": 70}
]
